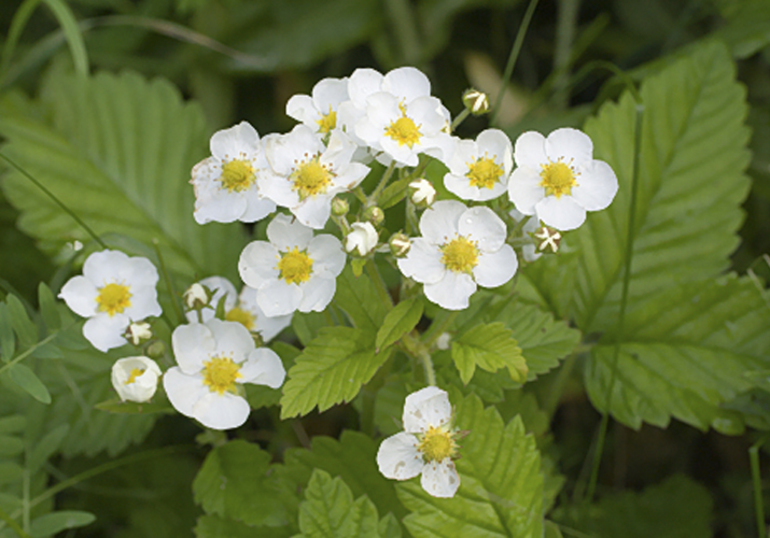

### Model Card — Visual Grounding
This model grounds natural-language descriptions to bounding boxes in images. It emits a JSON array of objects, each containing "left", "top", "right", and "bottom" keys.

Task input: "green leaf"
[
  {"left": 586, "top": 274, "right": 770, "bottom": 432},
  {"left": 280, "top": 327, "right": 390, "bottom": 418},
  {"left": 7, "top": 363, "right": 50, "bottom": 404},
  {"left": 298, "top": 469, "right": 386, "bottom": 538},
  {"left": 195, "top": 515, "right": 291, "bottom": 538},
  {"left": 6, "top": 294, "right": 36, "bottom": 349},
  {"left": 27, "top": 424, "right": 68, "bottom": 473},
  {"left": 712, "top": 0, "right": 770, "bottom": 58},
  {"left": 334, "top": 267, "right": 390, "bottom": 336},
  {"left": 29, "top": 510, "right": 95, "bottom": 538},
  {"left": 0, "top": 436, "right": 23, "bottom": 457},
  {"left": 520, "top": 41, "right": 750, "bottom": 334},
  {"left": 0, "top": 303, "right": 15, "bottom": 362},
  {"left": 94, "top": 398, "right": 173, "bottom": 415},
  {"left": 398, "top": 394, "right": 544, "bottom": 537},
  {"left": 578, "top": 475, "right": 712, "bottom": 538},
  {"left": 0, "top": 462, "right": 23, "bottom": 485},
  {"left": 376, "top": 298, "right": 423, "bottom": 352},
  {"left": 451, "top": 322, "right": 526, "bottom": 384},
  {"left": 379, "top": 177, "right": 412, "bottom": 210},
  {"left": 37, "top": 283, "right": 60, "bottom": 332},
  {"left": 0, "top": 70, "right": 247, "bottom": 282}
]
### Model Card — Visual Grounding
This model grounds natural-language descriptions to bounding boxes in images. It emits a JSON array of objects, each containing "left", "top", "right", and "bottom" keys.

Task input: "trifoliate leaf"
[
  {"left": 451, "top": 322, "right": 526, "bottom": 384},
  {"left": 280, "top": 327, "right": 390, "bottom": 418},
  {"left": 334, "top": 267, "right": 390, "bottom": 336},
  {"left": 376, "top": 298, "right": 423, "bottom": 352},
  {"left": 297, "top": 469, "right": 380, "bottom": 538},
  {"left": 398, "top": 394, "right": 544, "bottom": 537},
  {"left": 0, "top": 70, "right": 247, "bottom": 282}
]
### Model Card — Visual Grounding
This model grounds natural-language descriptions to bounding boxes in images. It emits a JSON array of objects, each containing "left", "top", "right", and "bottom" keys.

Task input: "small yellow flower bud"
[
  {"left": 331, "top": 197, "right": 349, "bottom": 217},
  {"left": 146, "top": 340, "right": 166, "bottom": 359}
]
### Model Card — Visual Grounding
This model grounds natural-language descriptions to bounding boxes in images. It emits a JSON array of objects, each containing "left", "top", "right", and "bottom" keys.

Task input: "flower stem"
[
  {"left": 420, "top": 349, "right": 436, "bottom": 386},
  {"left": 0, "top": 152, "right": 107, "bottom": 249},
  {"left": 365, "top": 259, "right": 393, "bottom": 309},
  {"left": 152, "top": 239, "right": 184, "bottom": 325},
  {"left": 368, "top": 161, "right": 396, "bottom": 206},
  {"left": 490, "top": 0, "right": 541, "bottom": 123},
  {"left": 750, "top": 435, "right": 770, "bottom": 538},
  {"left": 423, "top": 310, "right": 459, "bottom": 348},
  {"left": 450, "top": 108, "right": 471, "bottom": 132}
]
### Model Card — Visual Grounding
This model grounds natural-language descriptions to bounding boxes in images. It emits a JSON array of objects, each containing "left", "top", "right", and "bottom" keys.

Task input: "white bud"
[
  {"left": 183, "top": 283, "right": 209, "bottom": 310},
  {"left": 345, "top": 222, "right": 379, "bottom": 256},
  {"left": 125, "top": 321, "right": 152, "bottom": 346},
  {"left": 435, "top": 332, "right": 452, "bottom": 350},
  {"left": 111, "top": 356, "right": 161, "bottom": 403},
  {"left": 409, "top": 179, "right": 436, "bottom": 207}
]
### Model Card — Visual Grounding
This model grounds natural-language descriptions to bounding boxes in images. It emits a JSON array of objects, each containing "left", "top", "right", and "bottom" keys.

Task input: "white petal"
[
  {"left": 82, "top": 250, "right": 129, "bottom": 286},
  {"left": 240, "top": 192, "right": 276, "bottom": 223},
  {"left": 307, "top": 235, "right": 345, "bottom": 277},
  {"left": 194, "top": 187, "right": 248, "bottom": 224},
  {"left": 403, "top": 386, "right": 452, "bottom": 433},
  {"left": 376, "top": 432, "right": 423, "bottom": 480},
  {"left": 192, "top": 391, "right": 251, "bottom": 430},
  {"left": 198, "top": 276, "right": 238, "bottom": 312},
  {"left": 348, "top": 68, "right": 384, "bottom": 109},
  {"left": 121, "top": 257, "right": 159, "bottom": 287},
  {"left": 298, "top": 275, "right": 336, "bottom": 313},
  {"left": 513, "top": 131, "right": 547, "bottom": 170},
  {"left": 473, "top": 245, "right": 518, "bottom": 288},
  {"left": 258, "top": 280, "right": 303, "bottom": 317},
  {"left": 207, "top": 318, "right": 255, "bottom": 361},
  {"left": 59, "top": 276, "right": 98, "bottom": 317},
  {"left": 267, "top": 213, "right": 313, "bottom": 251},
  {"left": 163, "top": 367, "right": 209, "bottom": 418},
  {"left": 477, "top": 128, "right": 513, "bottom": 172},
  {"left": 396, "top": 238, "right": 445, "bottom": 284},
  {"left": 380, "top": 136, "right": 419, "bottom": 167},
  {"left": 405, "top": 97, "right": 446, "bottom": 136},
  {"left": 239, "top": 287, "right": 292, "bottom": 341},
  {"left": 419, "top": 200, "right": 465, "bottom": 244},
  {"left": 424, "top": 271, "right": 476, "bottom": 311},
  {"left": 258, "top": 170, "right": 298, "bottom": 208},
  {"left": 458, "top": 206, "right": 507, "bottom": 252},
  {"left": 312, "top": 77, "right": 349, "bottom": 111},
  {"left": 508, "top": 167, "right": 545, "bottom": 215},
  {"left": 446, "top": 139, "right": 477, "bottom": 176},
  {"left": 123, "top": 285, "right": 162, "bottom": 320},
  {"left": 238, "top": 241, "right": 280, "bottom": 289},
  {"left": 286, "top": 94, "right": 320, "bottom": 126},
  {"left": 210, "top": 121, "right": 260, "bottom": 161},
  {"left": 240, "top": 348, "right": 286, "bottom": 388},
  {"left": 112, "top": 356, "right": 161, "bottom": 402},
  {"left": 383, "top": 66, "right": 431, "bottom": 103},
  {"left": 571, "top": 159, "right": 618, "bottom": 211},
  {"left": 536, "top": 195, "right": 586, "bottom": 231},
  {"left": 83, "top": 314, "right": 129, "bottom": 352},
  {"left": 292, "top": 196, "right": 332, "bottom": 230},
  {"left": 172, "top": 323, "right": 216, "bottom": 374},
  {"left": 545, "top": 127, "right": 593, "bottom": 167},
  {"left": 421, "top": 459, "right": 460, "bottom": 498}
]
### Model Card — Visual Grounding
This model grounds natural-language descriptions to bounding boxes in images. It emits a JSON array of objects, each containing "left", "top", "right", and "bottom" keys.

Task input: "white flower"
[
  {"left": 508, "top": 127, "right": 618, "bottom": 231},
  {"left": 260, "top": 124, "right": 370, "bottom": 229},
  {"left": 163, "top": 319, "right": 286, "bottom": 430},
  {"left": 184, "top": 276, "right": 237, "bottom": 323},
  {"left": 185, "top": 276, "right": 292, "bottom": 341},
  {"left": 286, "top": 77, "right": 349, "bottom": 136},
  {"left": 59, "top": 250, "right": 162, "bottom": 352},
  {"left": 409, "top": 178, "right": 436, "bottom": 206},
  {"left": 444, "top": 129, "right": 513, "bottom": 201},
  {"left": 510, "top": 208, "right": 542, "bottom": 263},
  {"left": 345, "top": 222, "right": 378, "bottom": 256},
  {"left": 397, "top": 200, "right": 518, "bottom": 310},
  {"left": 111, "top": 356, "right": 161, "bottom": 403},
  {"left": 183, "top": 282, "right": 211, "bottom": 311},
  {"left": 353, "top": 67, "right": 455, "bottom": 167},
  {"left": 191, "top": 121, "right": 276, "bottom": 225},
  {"left": 238, "top": 213, "right": 346, "bottom": 317},
  {"left": 376, "top": 386, "right": 460, "bottom": 498},
  {"left": 125, "top": 321, "right": 153, "bottom": 346}
]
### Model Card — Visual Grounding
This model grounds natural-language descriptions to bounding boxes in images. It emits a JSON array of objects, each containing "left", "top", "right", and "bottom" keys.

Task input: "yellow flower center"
[
  {"left": 440, "top": 236, "right": 479, "bottom": 274},
  {"left": 96, "top": 283, "right": 132, "bottom": 316},
  {"left": 220, "top": 159, "right": 256, "bottom": 192},
  {"left": 316, "top": 107, "right": 337, "bottom": 134},
  {"left": 385, "top": 116, "right": 422, "bottom": 148},
  {"left": 540, "top": 160, "right": 577, "bottom": 198},
  {"left": 290, "top": 157, "right": 334, "bottom": 200},
  {"left": 417, "top": 425, "right": 458, "bottom": 463},
  {"left": 277, "top": 247, "right": 314, "bottom": 285},
  {"left": 202, "top": 355, "right": 242, "bottom": 395},
  {"left": 126, "top": 368, "right": 144, "bottom": 385},
  {"left": 466, "top": 155, "right": 504, "bottom": 189},
  {"left": 225, "top": 306, "right": 255, "bottom": 331}
]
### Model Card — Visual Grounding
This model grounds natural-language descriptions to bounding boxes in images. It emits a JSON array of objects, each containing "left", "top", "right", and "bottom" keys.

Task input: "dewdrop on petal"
[
  {"left": 111, "top": 356, "right": 161, "bottom": 403},
  {"left": 377, "top": 386, "right": 461, "bottom": 498}
]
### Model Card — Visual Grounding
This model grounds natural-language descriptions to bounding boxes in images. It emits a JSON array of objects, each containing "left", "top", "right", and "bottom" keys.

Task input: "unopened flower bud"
[
  {"left": 146, "top": 340, "right": 166, "bottom": 359},
  {"left": 409, "top": 179, "right": 436, "bottom": 207},
  {"left": 124, "top": 321, "right": 152, "bottom": 346},
  {"left": 462, "top": 89, "right": 490, "bottom": 115},
  {"left": 111, "top": 356, "right": 161, "bottom": 403},
  {"left": 364, "top": 206, "right": 385, "bottom": 226},
  {"left": 183, "top": 283, "right": 209, "bottom": 310},
  {"left": 331, "top": 197, "right": 349, "bottom": 217},
  {"left": 533, "top": 226, "right": 562, "bottom": 253},
  {"left": 435, "top": 332, "right": 452, "bottom": 350},
  {"left": 345, "top": 222, "right": 379, "bottom": 256},
  {"left": 389, "top": 233, "right": 411, "bottom": 258}
]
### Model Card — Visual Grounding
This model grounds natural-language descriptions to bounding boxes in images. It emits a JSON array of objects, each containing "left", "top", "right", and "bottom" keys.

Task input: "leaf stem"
[
  {"left": 368, "top": 162, "right": 397, "bottom": 206},
  {"left": 751, "top": 435, "right": 770, "bottom": 538},
  {"left": 490, "top": 0, "right": 541, "bottom": 123},
  {"left": 0, "top": 325, "right": 71, "bottom": 377},
  {"left": 0, "top": 506, "right": 30, "bottom": 538},
  {"left": 0, "top": 153, "right": 107, "bottom": 249}
]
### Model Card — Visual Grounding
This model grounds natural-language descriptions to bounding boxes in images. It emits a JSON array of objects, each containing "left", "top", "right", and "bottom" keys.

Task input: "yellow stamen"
[
  {"left": 417, "top": 425, "right": 458, "bottom": 462},
  {"left": 290, "top": 157, "right": 334, "bottom": 200},
  {"left": 440, "top": 236, "right": 479, "bottom": 274},
  {"left": 316, "top": 106, "right": 337, "bottom": 134},
  {"left": 126, "top": 368, "right": 144, "bottom": 385},
  {"left": 225, "top": 307, "right": 256, "bottom": 331},
  {"left": 277, "top": 247, "right": 314, "bottom": 285},
  {"left": 220, "top": 159, "right": 256, "bottom": 192},
  {"left": 539, "top": 160, "right": 577, "bottom": 198},
  {"left": 466, "top": 155, "right": 504, "bottom": 189},
  {"left": 385, "top": 116, "right": 422, "bottom": 148},
  {"left": 96, "top": 283, "right": 132, "bottom": 316},
  {"left": 202, "top": 356, "right": 242, "bottom": 395}
]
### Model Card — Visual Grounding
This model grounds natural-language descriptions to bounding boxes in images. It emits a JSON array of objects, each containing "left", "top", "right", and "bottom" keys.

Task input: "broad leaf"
[
  {"left": 0, "top": 70, "right": 247, "bottom": 282},
  {"left": 398, "top": 395, "right": 544, "bottom": 537},
  {"left": 376, "top": 298, "right": 423, "bottom": 352},
  {"left": 334, "top": 267, "right": 390, "bottom": 336},
  {"left": 29, "top": 511, "right": 95, "bottom": 538},
  {"left": 6, "top": 363, "right": 50, "bottom": 404},
  {"left": 451, "top": 322, "right": 527, "bottom": 384},
  {"left": 280, "top": 327, "right": 390, "bottom": 418},
  {"left": 195, "top": 515, "right": 291, "bottom": 538}
]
